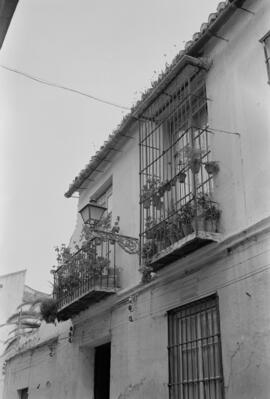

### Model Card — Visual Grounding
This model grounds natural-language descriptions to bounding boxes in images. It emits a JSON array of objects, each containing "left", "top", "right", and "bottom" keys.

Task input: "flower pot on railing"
[
  {"left": 162, "top": 180, "right": 171, "bottom": 192},
  {"left": 168, "top": 225, "right": 184, "bottom": 244},
  {"left": 170, "top": 176, "right": 177, "bottom": 187},
  {"left": 94, "top": 237, "right": 102, "bottom": 246},
  {"left": 177, "top": 171, "right": 187, "bottom": 183},
  {"left": 179, "top": 202, "right": 195, "bottom": 236},
  {"left": 181, "top": 222, "right": 193, "bottom": 236},
  {"left": 143, "top": 198, "right": 151, "bottom": 209},
  {"left": 204, "top": 161, "right": 219, "bottom": 175},
  {"left": 152, "top": 194, "right": 163, "bottom": 210},
  {"left": 190, "top": 158, "right": 201, "bottom": 174},
  {"left": 193, "top": 193, "right": 221, "bottom": 233},
  {"left": 192, "top": 215, "right": 219, "bottom": 233},
  {"left": 141, "top": 240, "right": 157, "bottom": 259}
]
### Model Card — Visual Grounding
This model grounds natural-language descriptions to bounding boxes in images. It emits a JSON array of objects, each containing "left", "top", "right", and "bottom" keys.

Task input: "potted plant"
[
  {"left": 184, "top": 145, "right": 205, "bottom": 174},
  {"left": 139, "top": 264, "right": 154, "bottom": 284},
  {"left": 140, "top": 177, "right": 161, "bottom": 209},
  {"left": 204, "top": 202, "right": 221, "bottom": 232},
  {"left": 179, "top": 202, "right": 194, "bottom": 236},
  {"left": 167, "top": 221, "right": 181, "bottom": 244},
  {"left": 190, "top": 157, "right": 201, "bottom": 174},
  {"left": 92, "top": 256, "right": 110, "bottom": 279},
  {"left": 162, "top": 180, "right": 171, "bottom": 192},
  {"left": 167, "top": 208, "right": 184, "bottom": 243},
  {"left": 40, "top": 298, "right": 58, "bottom": 324},
  {"left": 152, "top": 193, "right": 163, "bottom": 209},
  {"left": 204, "top": 161, "right": 219, "bottom": 175},
  {"left": 194, "top": 193, "right": 221, "bottom": 232},
  {"left": 145, "top": 216, "right": 156, "bottom": 239},
  {"left": 177, "top": 170, "right": 187, "bottom": 183},
  {"left": 153, "top": 220, "right": 167, "bottom": 242},
  {"left": 141, "top": 186, "right": 151, "bottom": 209},
  {"left": 141, "top": 240, "right": 157, "bottom": 259}
]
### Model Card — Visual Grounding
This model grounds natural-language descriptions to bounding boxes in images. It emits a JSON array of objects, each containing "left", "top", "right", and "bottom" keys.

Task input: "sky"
[{"left": 0, "top": 0, "right": 220, "bottom": 293}]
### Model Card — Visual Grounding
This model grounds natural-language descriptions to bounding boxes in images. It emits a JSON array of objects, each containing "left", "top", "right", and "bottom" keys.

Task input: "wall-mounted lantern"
[{"left": 79, "top": 201, "right": 107, "bottom": 225}]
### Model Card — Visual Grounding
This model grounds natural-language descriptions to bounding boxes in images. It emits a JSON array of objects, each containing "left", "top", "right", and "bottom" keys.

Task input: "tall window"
[
  {"left": 168, "top": 295, "right": 224, "bottom": 399},
  {"left": 260, "top": 31, "right": 270, "bottom": 84},
  {"left": 139, "top": 67, "right": 214, "bottom": 257}
]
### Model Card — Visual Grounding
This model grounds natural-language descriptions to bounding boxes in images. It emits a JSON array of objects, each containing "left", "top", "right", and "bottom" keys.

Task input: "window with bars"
[
  {"left": 168, "top": 295, "right": 224, "bottom": 399},
  {"left": 260, "top": 31, "right": 270, "bottom": 84},
  {"left": 139, "top": 66, "right": 220, "bottom": 264}
]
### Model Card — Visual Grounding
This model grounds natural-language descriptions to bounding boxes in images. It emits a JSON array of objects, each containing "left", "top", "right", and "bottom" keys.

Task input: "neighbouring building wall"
[
  {"left": 0, "top": 0, "right": 19, "bottom": 48},
  {"left": 205, "top": 0, "right": 270, "bottom": 237},
  {"left": 3, "top": 321, "right": 71, "bottom": 399},
  {"left": 0, "top": 270, "right": 26, "bottom": 398}
]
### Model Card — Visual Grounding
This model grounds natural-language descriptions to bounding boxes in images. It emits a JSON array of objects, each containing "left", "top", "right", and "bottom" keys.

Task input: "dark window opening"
[{"left": 94, "top": 342, "right": 111, "bottom": 399}]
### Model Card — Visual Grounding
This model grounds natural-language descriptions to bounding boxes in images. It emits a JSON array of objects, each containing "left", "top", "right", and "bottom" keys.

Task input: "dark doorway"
[
  {"left": 94, "top": 342, "right": 111, "bottom": 399},
  {"left": 18, "top": 388, "right": 28, "bottom": 399}
]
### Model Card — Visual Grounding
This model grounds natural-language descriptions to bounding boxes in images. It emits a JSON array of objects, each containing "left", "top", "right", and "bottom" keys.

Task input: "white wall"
[
  {"left": 206, "top": 0, "right": 270, "bottom": 237},
  {"left": 70, "top": 122, "right": 141, "bottom": 291}
]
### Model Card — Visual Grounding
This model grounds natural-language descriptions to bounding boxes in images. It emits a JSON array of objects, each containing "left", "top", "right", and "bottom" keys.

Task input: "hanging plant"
[
  {"left": 177, "top": 171, "right": 187, "bottom": 183},
  {"left": 190, "top": 158, "right": 201, "bottom": 174},
  {"left": 170, "top": 176, "right": 177, "bottom": 187},
  {"left": 204, "top": 161, "right": 219, "bottom": 175},
  {"left": 162, "top": 180, "right": 171, "bottom": 192},
  {"left": 141, "top": 240, "right": 157, "bottom": 259},
  {"left": 183, "top": 144, "right": 205, "bottom": 175}
]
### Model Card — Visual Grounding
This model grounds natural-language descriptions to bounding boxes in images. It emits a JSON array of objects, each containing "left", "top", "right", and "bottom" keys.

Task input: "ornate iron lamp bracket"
[{"left": 91, "top": 229, "right": 139, "bottom": 254}]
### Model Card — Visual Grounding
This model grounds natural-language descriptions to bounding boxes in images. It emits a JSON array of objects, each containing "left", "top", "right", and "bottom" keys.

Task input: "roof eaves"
[{"left": 65, "top": 0, "right": 247, "bottom": 198}]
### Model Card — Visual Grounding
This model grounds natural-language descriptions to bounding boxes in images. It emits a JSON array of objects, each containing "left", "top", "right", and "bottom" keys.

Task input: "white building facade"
[{"left": 3, "top": 0, "right": 270, "bottom": 398}]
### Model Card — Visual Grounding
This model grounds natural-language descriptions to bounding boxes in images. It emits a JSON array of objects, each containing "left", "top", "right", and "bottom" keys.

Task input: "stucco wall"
[
  {"left": 4, "top": 1, "right": 270, "bottom": 398},
  {"left": 67, "top": 1, "right": 270, "bottom": 297},
  {"left": 0, "top": 270, "right": 26, "bottom": 398},
  {"left": 77, "top": 225, "right": 270, "bottom": 399},
  {"left": 70, "top": 122, "right": 141, "bottom": 290},
  {"left": 5, "top": 223, "right": 269, "bottom": 399},
  {"left": 205, "top": 0, "right": 270, "bottom": 237}
]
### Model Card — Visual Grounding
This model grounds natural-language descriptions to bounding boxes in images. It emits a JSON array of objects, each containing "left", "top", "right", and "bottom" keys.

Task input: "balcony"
[
  {"left": 53, "top": 237, "right": 119, "bottom": 320},
  {"left": 141, "top": 197, "right": 221, "bottom": 270}
]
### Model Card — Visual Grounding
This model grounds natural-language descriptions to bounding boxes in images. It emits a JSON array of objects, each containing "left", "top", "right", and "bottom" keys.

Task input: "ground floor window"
[{"left": 168, "top": 295, "right": 224, "bottom": 399}]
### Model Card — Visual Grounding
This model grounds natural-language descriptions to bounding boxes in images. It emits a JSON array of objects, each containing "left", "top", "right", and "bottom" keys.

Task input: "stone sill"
[{"left": 149, "top": 230, "right": 222, "bottom": 271}]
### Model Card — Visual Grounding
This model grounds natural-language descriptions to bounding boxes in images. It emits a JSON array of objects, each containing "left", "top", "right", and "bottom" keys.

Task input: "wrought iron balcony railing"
[
  {"left": 141, "top": 195, "right": 221, "bottom": 269},
  {"left": 53, "top": 237, "right": 119, "bottom": 320}
]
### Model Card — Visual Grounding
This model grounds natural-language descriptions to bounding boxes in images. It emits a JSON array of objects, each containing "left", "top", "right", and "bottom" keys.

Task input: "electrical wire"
[{"left": 0, "top": 64, "right": 131, "bottom": 111}]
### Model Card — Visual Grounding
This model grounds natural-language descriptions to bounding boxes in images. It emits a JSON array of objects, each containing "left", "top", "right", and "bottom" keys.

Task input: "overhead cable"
[{"left": 0, "top": 64, "right": 131, "bottom": 111}]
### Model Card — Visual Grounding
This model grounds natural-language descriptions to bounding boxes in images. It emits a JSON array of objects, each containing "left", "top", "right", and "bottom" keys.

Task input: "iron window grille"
[
  {"left": 260, "top": 31, "right": 270, "bottom": 84},
  {"left": 139, "top": 68, "right": 218, "bottom": 263},
  {"left": 168, "top": 295, "right": 224, "bottom": 399}
]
